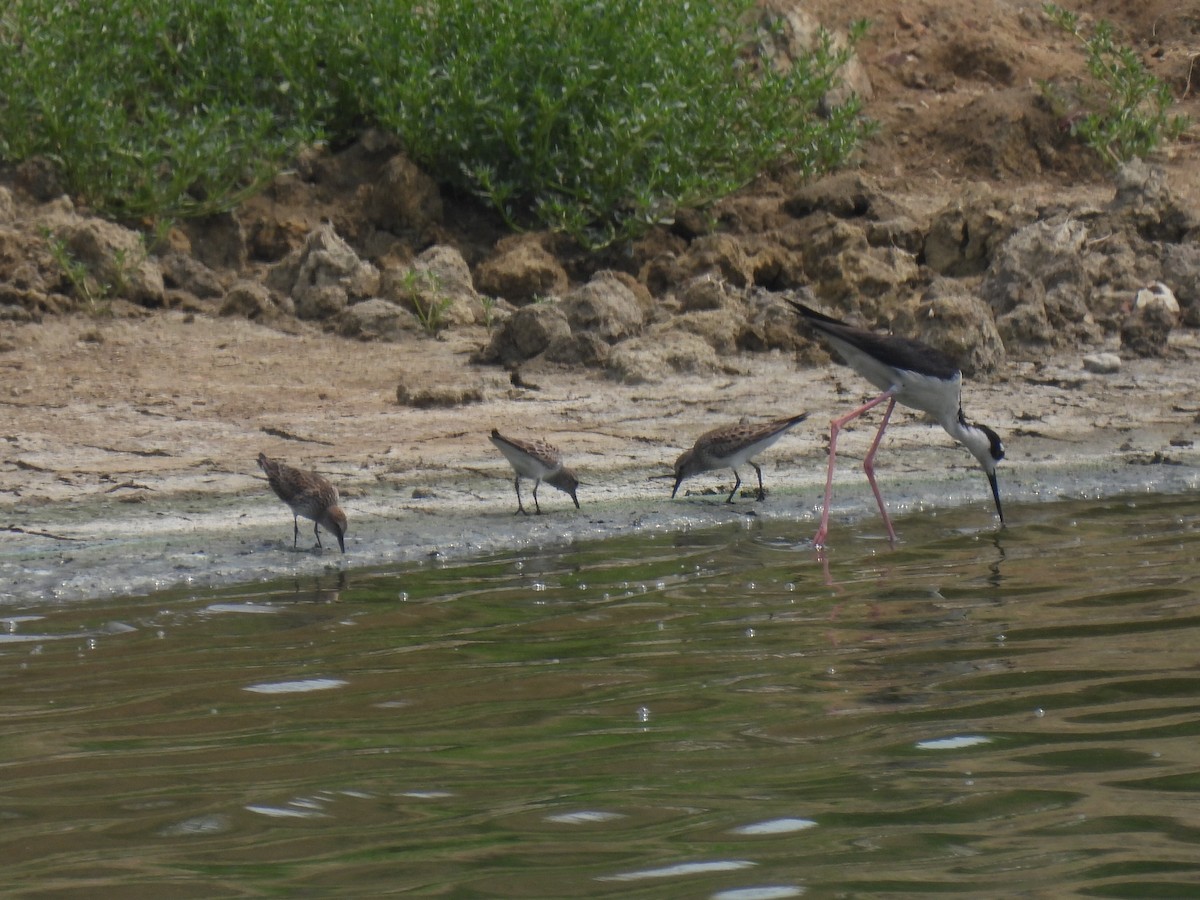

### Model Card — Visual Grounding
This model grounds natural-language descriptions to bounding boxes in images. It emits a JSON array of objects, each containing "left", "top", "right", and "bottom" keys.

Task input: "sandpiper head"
[
  {"left": 323, "top": 506, "right": 348, "bottom": 553},
  {"left": 671, "top": 449, "right": 699, "bottom": 498},
  {"left": 546, "top": 467, "right": 581, "bottom": 509}
]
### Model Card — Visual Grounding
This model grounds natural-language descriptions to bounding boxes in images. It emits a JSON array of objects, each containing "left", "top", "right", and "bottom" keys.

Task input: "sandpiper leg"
[
  {"left": 533, "top": 480, "right": 543, "bottom": 515},
  {"left": 313, "top": 521, "right": 324, "bottom": 549},
  {"left": 514, "top": 476, "right": 528, "bottom": 515},
  {"left": 292, "top": 515, "right": 300, "bottom": 549},
  {"left": 725, "top": 470, "right": 743, "bottom": 504},
  {"left": 751, "top": 462, "right": 765, "bottom": 501}
]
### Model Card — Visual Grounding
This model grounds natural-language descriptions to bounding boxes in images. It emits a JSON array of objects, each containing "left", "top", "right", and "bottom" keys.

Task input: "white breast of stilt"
[{"left": 896, "top": 369, "right": 964, "bottom": 423}]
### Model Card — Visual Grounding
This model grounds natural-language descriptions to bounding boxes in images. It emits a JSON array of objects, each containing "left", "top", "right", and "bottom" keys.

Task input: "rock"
[
  {"left": 991, "top": 301, "right": 1054, "bottom": 348},
  {"left": 739, "top": 291, "right": 810, "bottom": 354},
  {"left": 677, "top": 273, "right": 736, "bottom": 312},
  {"left": 670, "top": 206, "right": 717, "bottom": 239},
  {"left": 1121, "top": 303, "right": 1176, "bottom": 358},
  {"left": 666, "top": 309, "right": 744, "bottom": 355},
  {"left": 396, "top": 380, "right": 484, "bottom": 408},
  {"left": 606, "top": 332, "right": 725, "bottom": 384},
  {"left": 338, "top": 297, "right": 420, "bottom": 341},
  {"left": 980, "top": 218, "right": 1100, "bottom": 348},
  {"left": 562, "top": 271, "right": 645, "bottom": 343},
  {"left": 923, "top": 187, "right": 1029, "bottom": 277},
  {"left": 1108, "top": 159, "right": 1197, "bottom": 242},
  {"left": 678, "top": 233, "right": 756, "bottom": 287},
  {"left": 1161, "top": 244, "right": 1200, "bottom": 327},
  {"left": 1082, "top": 352, "right": 1121, "bottom": 374},
  {"left": 0, "top": 227, "right": 53, "bottom": 302},
  {"left": 180, "top": 211, "right": 247, "bottom": 271},
  {"left": 0, "top": 286, "right": 58, "bottom": 319},
  {"left": 791, "top": 218, "right": 917, "bottom": 303},
  {"left": 544, "top": 331, "right": 611, "bottom": 367},
  {"left": 220, "top": 280, "right": 290, "bottom": 321},
  {"left": 1133, "top": 281, "right": 1180, "bottom": 317},
  {"left": 299, "top": 284, "right": 353, "bottom": 320},
  {"left": 475, "top": 235, "right": 569, "bottom": 304},
  {"left": 1121, "top": 282, "right": 1180, "bottom": 358},
  {"left": 162, "top": 289, "right": 209, "bottom": 312},
  {"left": 745, "top": 240, "right": 804, "bottom": 289},
  {"left": 633, "top": 228, "right": 689, "bottom": 295},
  {"left": 269, "top": 224, "right": 379, "bottom": 321},
  {"left": 812, "top": 235, "right": 919, "bottom": 304},
  {"left": 1132, "top": 285, "right": 1180, "bottom": 321},
  {"left": 158, "top": 251, "right": 225, "bottom": 299},
  {"left": 368, "top": 153, "right": 443, "bottom": 234},
  {"left": 784, "top": 172, "right": 874, "bottom": 219},
  {"left": 58, "top": 218, "right": 165, "bottom": 307},
  {"left": 897, "top": 288, "right": 1006, "bottom": 376},
  {"left": 866, "top": 216, "right": 925, "bottom": 254},
  {"left": 480, "top": 302, "right": 572, "bottom": 365}
]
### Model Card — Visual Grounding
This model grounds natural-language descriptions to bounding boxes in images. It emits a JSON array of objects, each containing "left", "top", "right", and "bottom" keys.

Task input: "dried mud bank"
[{"left": 2, "top": 326, "right": 1199, "bottom": 603}]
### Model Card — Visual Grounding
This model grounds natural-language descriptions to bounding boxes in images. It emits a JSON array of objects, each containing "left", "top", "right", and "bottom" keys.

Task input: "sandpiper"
[
  {"left": 789, "top": 300, "right": 1004, "bottom": 546},
  {"left": 489, "top": 429, "right": 580, "bottom": 515},
  {"left": 257, "top": 452, "right": 348, "bottom": 552},
  {"left": 672, "top": 412, "right": 809, "bottom": 502}
]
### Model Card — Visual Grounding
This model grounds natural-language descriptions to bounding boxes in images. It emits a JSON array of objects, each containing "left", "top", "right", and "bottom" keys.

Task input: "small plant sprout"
[
  {"left": 398, "top": 269, "right": 453, "bottom": 334},
  {"left": 480, "top": 296, "right": 499, "bottom": 330},
  {"left": 43, "top": 230, "right": 106, "bottom": 312},
  {"left": 411, "top": 294, "right": 454, "bottom": 335}
]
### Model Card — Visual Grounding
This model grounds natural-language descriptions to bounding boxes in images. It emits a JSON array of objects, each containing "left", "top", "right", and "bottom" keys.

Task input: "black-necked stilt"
[
  {"left": 789, "top": 300, "right": 1004, "bottom": 546},
  {"left": 490, "top": 429, "right": 581, "bottom": 514},
  {"left": 672, "top": 412, "right": 809, "bottom": 502}
]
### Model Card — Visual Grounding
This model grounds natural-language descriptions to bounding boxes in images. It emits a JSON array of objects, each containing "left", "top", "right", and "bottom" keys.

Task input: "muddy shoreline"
[{"left": 3, "top": 316, "right": 1198, "bottom": 603}]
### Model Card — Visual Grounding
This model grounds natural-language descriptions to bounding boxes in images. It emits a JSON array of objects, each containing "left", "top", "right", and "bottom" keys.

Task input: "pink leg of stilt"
[
  {"left": 863, "top": 397, "right": 898, "bottom": 544},
  {"left": 814, "top": 389, "right": 897, "bottom": 547}
]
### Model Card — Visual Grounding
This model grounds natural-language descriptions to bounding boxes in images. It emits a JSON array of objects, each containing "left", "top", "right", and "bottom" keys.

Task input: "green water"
[{"left": 2, "top": 494, "right": 1199, "bottom": 898}]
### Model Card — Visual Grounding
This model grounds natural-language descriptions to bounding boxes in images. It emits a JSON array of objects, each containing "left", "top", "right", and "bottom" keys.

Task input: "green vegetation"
[
  {"left": 43, "top": 230, "right": 104, "bottom": 310},
  {"left": 0, "top": 0, "right": 872, "bottom": 245},
  {"left": 1042, "top": 3, "right": 1189, "bottom": 168},
  {"left": 480, "top": 296, "right": 499, "bottom": 331},
  {"left": 362, "top": 1, "right": 872, "bottom": 246},
  {"left": 41, "top": 228, "right": 140, "bottom": 315},
  {"left": 0, "top": 1, "right": 358, "bottom": 219},
  {"left": 396, "top": 268, "right": 453, "bottom": 334}
]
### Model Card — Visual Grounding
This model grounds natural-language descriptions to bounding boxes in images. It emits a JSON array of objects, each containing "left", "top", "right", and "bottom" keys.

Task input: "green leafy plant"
[
  {"left": 44, "top": 230, "right": 107, "bottom": 312},
  {"left": 0, "top": 0, "right": 359, "bottom": 220},
  {"left": 362, "top": 0, "right": 873, "bottom": 247},
  {"left": 42, "top": 228, "right": 148, "bottom": 314},
  {"left": 1041, "top": 3, "right": 1189, "bottom": 167},
  {"left": 412, "top": 294, "right": 454, "bottom": 335},
  {"left": 480, "top": 296, "right": 499, "bottom": 331},
  {"left": 396, "top": 269, "right": 453, "bottom": 334},
  {"left": 1, "top": 1, "right": 872, "bottom": 242}
]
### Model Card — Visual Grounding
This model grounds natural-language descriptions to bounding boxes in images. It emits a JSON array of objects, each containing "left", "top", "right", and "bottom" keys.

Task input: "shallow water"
[{"left": 2, "top": 493, "right": 1199, "bottom": 897}]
